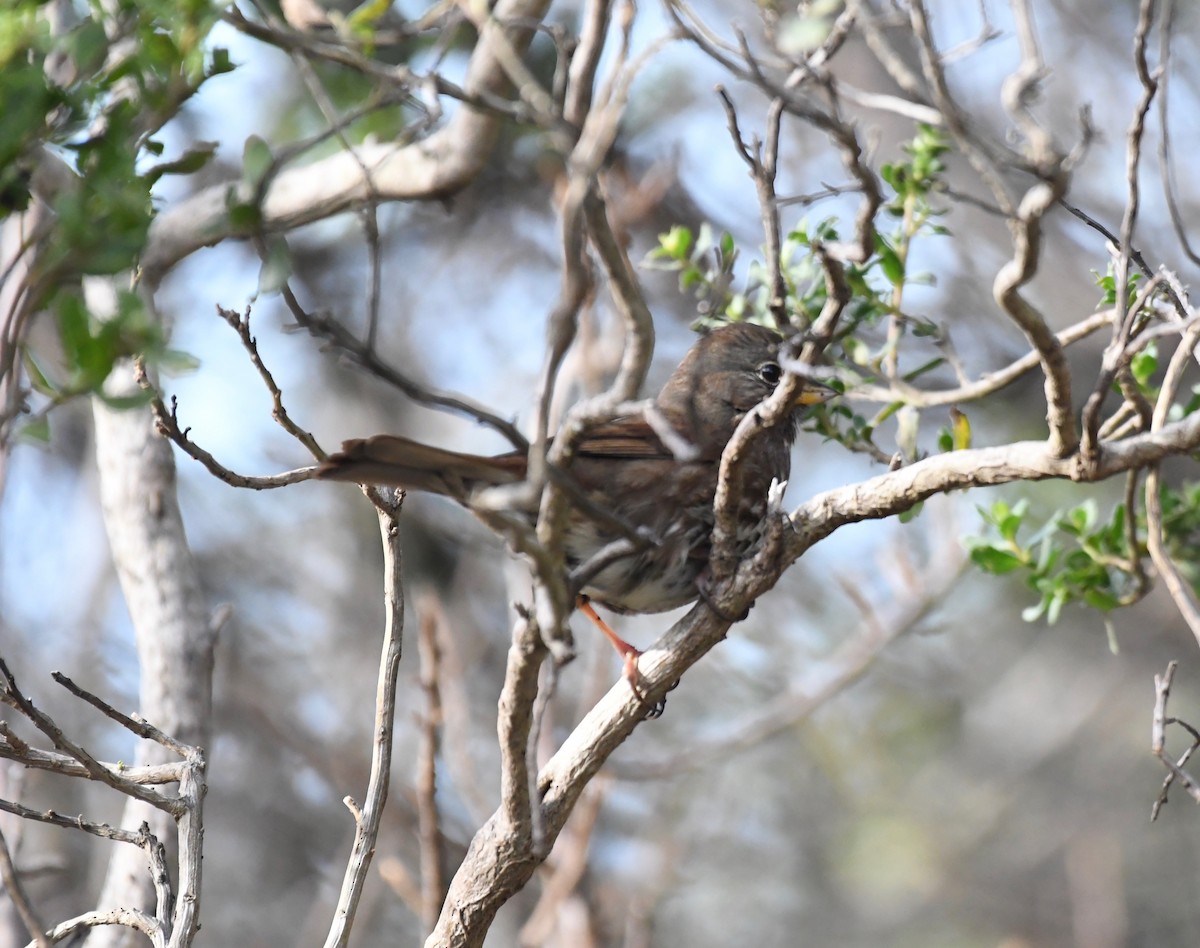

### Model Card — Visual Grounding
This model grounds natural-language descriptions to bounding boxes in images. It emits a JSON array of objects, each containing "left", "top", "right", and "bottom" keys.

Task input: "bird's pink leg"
[{"left": 575, "top": 594, "right": 647, "bottom": 702}]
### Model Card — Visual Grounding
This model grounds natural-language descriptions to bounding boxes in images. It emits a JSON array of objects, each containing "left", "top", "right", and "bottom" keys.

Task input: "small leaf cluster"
[
  {"left": 968, "top": 498, "right": 1142, "bottom": 626},
  {"left": 20, "top": 287, "right": 197, "bottom": 443},
  {"left": 645, "top": 124, "right": 954, "bottom": 461},
  {"left": 3, "top": 0, "right": 224, "bottom": 415},
  {"left": 967, "top": 485, "right": 1200, "bottom": 631}
]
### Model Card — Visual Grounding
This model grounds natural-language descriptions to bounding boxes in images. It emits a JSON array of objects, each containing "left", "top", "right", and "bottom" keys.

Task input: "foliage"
[
  {"left": 650, "top": 122, "right": 1200, "bottom": 634},
  {"left": 646, "top": 125, "right": 957, "bottom": 463},
  {"left": 1, "top": 0, "right": 224, "bottom": 409},
  {"left": 968, "top": 482, "right": 1200, "bottom": 632}
]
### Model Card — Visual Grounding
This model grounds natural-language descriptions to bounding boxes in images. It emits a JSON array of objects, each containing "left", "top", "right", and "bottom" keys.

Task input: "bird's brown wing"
[
  {"left": 316, "top": 434, "right": 527, "bottom": 500},
  {"left": 575, "top": 415, "right": 678, "bottom": 460}
]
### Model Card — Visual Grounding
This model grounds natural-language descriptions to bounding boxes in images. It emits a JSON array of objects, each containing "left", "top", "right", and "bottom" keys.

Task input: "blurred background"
[{"left": 4, "top": 0, "right": 1200, "bottom": 945}]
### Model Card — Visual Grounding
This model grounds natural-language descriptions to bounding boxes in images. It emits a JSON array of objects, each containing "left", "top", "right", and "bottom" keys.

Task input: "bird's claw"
[{"left": 622, "top": 651, "right": 681, "bottom": 720}]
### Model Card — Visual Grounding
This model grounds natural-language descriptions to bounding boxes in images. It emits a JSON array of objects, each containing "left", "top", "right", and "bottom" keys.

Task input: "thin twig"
[
  {"left": 717, "top": 89, "right": 788, "bottom": 331},
  {"left": 323, "top": 490, "right": 406, "bottom": 948},
  {"left": 1151, "top": 662, "right": 1200, "bottom": 818},
  {"left": 215, "top": 305, "right": 325, "bottom": 459},
  {"left": 0, "top": 825, "right": 51, "bottom": 948},
  {"left": 0, "top": 658, "right": 182, "bottom": 818},
  {"left": 148, "top": 385, "right": 316, "bottom": 490},
  {"left": 415, "top": 601, "right": 446, "bottom": 936},
  {"left": 0, "top": 798, "right": 147, "bottom": 846},
  {"left": 51, "top": 672, "right": 190, "bottom": 757},
  {"left": 1155, "top": 0, "right": 1199, "bottom": 265}
]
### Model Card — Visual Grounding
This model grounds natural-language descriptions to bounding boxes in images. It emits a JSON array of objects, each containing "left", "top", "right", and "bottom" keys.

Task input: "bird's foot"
[
  {"left": 695, "top": 576, "right": 751, "bottom": 624},
  {"left": 620, "top": 649, "right": 680, "bottom": 719},
  {"left": 577, "top": 594, "right": 677, "bottom": 719}
]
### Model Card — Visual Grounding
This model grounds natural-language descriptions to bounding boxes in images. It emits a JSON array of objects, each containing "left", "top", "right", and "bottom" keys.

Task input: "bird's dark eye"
[{"left": 757, "top": 361, "right": 782, "bottom": 386}]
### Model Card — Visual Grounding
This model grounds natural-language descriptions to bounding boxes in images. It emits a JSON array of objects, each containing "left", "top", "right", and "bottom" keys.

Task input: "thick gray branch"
[{"left": 140, "top": 0, "right": 554, "bottom": 284}]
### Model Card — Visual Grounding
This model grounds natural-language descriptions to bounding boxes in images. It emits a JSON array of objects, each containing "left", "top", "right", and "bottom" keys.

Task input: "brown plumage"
[{"left": 317, "top": 323, "right": 833, "bottom": 710}]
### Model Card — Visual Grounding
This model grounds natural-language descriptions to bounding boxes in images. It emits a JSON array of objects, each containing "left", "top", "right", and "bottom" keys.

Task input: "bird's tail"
[{"left": 316, "top": 435, "right": 525, "bottom": 499}]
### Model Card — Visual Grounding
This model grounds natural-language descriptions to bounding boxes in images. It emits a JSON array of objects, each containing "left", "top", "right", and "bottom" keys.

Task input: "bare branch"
[
  {"left": 214, "top": 306, "right": 325, "bottom": 459},
  {"left": 39, "top": 909, "right": 166, "bottom": 948},
  {"left": 0, "top": 799, "right": 145, "bottom": 846},
  {"left": 0, "top": 824, "right": 51, "bottom": 948},
  {"left": 290, "top": 306, "right": 528, "bottom": 451},
  {"left": 323, "top": 492, "right": 406, "bottom": 948},
  {"left": 416, "top": 601, "right": 447, "bottom": 936},
  {"left": 842, "top": 309, "right": 1116, "bottom": 408},
  {"left": 993, "top": 182, "right": 1077, "bottom": 457},
  {"left": 0, "top": 658, "right": 182, "bottom": 818},
  {"left": 1155, "top": 0, "right": 1200, "bottom": 265},
  {"left": 142, "top": 0, "right": 557, "bottom": 285},
  {"left": 50, "top": 673, "right": 190, "bottom": 758},
  {"left": 148, "top": 384, "right": 317, "bottom": 490},
  {"left": 1151, "top": 662, "right": 1200, "bottom": 818}
]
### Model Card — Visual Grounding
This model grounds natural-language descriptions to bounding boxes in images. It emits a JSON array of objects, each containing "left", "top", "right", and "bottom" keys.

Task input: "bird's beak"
[{"left": 794, "top": 379, "right": 839, "bottom": 406}]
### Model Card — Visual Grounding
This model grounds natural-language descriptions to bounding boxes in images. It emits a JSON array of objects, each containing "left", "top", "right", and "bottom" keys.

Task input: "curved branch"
[
  {"left": 993, "top": 181, "right": 1077, "bottom": 457},
  {"left": 140, "top": 0, "right": 556, "bottom": 284}
]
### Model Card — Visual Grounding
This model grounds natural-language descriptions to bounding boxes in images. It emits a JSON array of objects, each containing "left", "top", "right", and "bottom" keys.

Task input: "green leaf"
[
  {"left": 209, "top": 46, "right": 234, "bottom": 75},
  {"left": 970, "top": 547, "right": 1026, "bottom": 575},
  {"left": 242, "top": 134, "right": 274, "bottom": 192},
  {"left": 155, "top": 349, "right": 201, "bottom": 374},
  {"left": 346, "top": 0, "right": 394, "bottom": 31},
  {"left": 658, "top": 225, "right": 692, "bottom": 260},
  {"left": 898, "top": 500, "right": 924, "bottom": 524},
  {"left": 842, "top": 336, "right": 870, "bottom": 366},
  {"left": 145, "top": 141, "right": 217, "bottom": 183},
  {"left": 874, "top": 234, "right": 905, "bottom": 286},
  {"left": 227, "top": 198, "right": 262, "bottom": 231},
  {"left": 22, "top": 350, "right": 57, "bottom": 396},
  {"left": 1083, "top": 588, "right": 1119, "bottom": 611},
  {"left": 256, "top": 238, "right": 293, "bottom": 296},
  {"left": 17, "top": 417, "right": 51, "bottom": 443},
  {"left": 99, "top": 389, "right": 154, "bottom": 410},
  {"left": 1131, "top": 345, "right": 1158, "bottom": 388}
]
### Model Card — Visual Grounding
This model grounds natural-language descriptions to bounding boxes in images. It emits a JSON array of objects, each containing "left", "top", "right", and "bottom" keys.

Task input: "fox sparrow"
[{"left": 317, "top": 322, "right": 832, "bottom": 710}]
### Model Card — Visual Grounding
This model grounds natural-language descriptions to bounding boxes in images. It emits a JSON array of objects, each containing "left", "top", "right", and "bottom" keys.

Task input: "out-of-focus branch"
[
  {"left": 0, "top": 824, "right": 51, "bottom": 948},
  {"left": 616, "top": 514, "right": 967, "bottom": 779},
  {"left": 1155, "top": 0, "right": 1200, "bottom": 266},
  {"left": 1151, "top": 662, "right": 1200, "bottom": 819},
  {"left": 87, "top": 278, "right": 215, "bottom": 948},
  {"left": 517, "top": 778, "right": 608, "bottom": 945},
  {"left": 142, "top": 0, "right": 556, "bottom": 285},
  {"left": 416, "top": 600, "right": 447, "bottom": 937},
  {"left": 844, "top": 309, "right": 1116, "bottom": 408},
  {"left": 1143, "top": 310, "right": 1200, "bottom": 648}
]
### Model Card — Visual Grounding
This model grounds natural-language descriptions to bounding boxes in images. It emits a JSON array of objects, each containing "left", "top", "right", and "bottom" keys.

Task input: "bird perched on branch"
[{"left": 317, "top": 322, "right": 834, "bottom": 713}]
